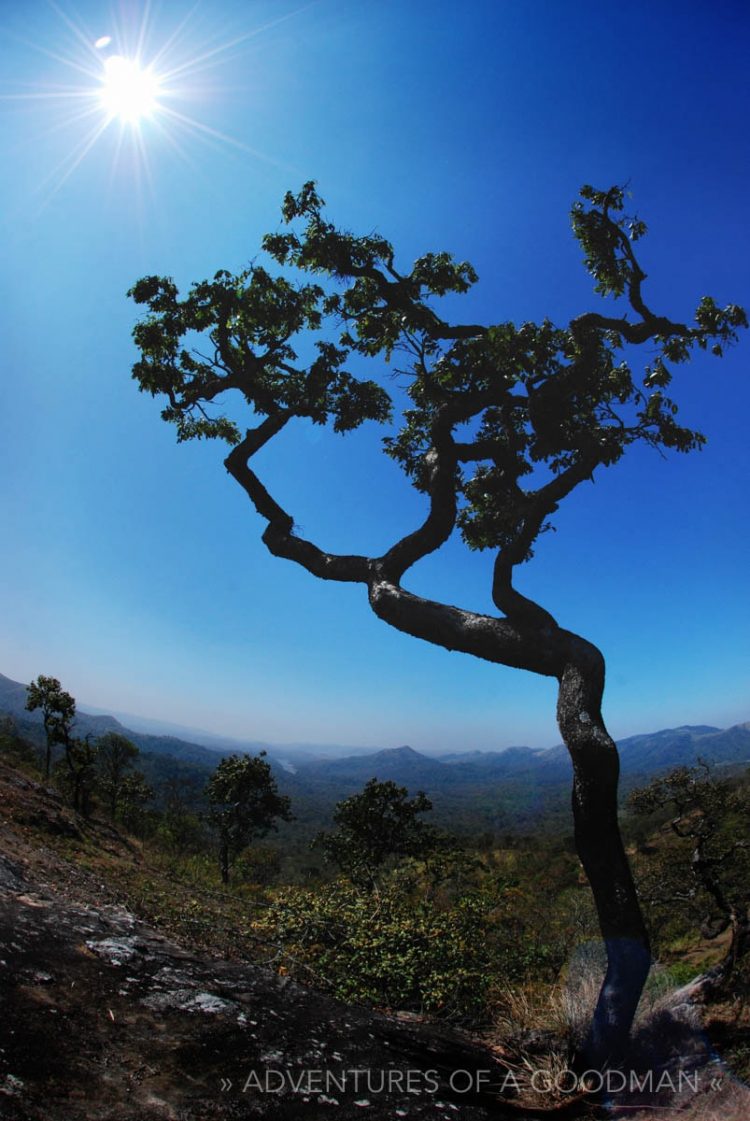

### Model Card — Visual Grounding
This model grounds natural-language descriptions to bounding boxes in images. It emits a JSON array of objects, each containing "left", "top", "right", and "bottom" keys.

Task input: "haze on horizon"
[{"left": 1, "top": 0, "right": 748, "bottom": 755}]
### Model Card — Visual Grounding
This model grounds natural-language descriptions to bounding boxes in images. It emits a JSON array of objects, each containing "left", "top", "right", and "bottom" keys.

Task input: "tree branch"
[
  {"left": 378, "top": 418, "right": 459, "bottom": 582},
  {"left": 490, "top": 454, "right": 600, "bottom": 627},
  {"left": 491, "top": 557, "right": 558, "bottom": 630},
  {"left": 367, "top": 575, "right": 563, "bottom": 678},
  {"left": 571, "top": 311, "right": 692, "bottom": 346},
  {"left": 225, "top": 419, "right": 373, "bottom": 583},
  {"left": 601, "top": 196, "right": 651, "bottom": 321}
]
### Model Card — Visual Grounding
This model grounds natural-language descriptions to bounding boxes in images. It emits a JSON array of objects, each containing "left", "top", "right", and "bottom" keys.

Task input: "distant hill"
[
  {"left": 0, "top": 674, "right": 384, "bottom": 767},
  {"left": 3, "top": 670, "right": 749, "bottom": 837},
  {"left": 278, "top": 723, "right": 750, "bottom": 837},
  {"left": 306, "top": 745, "right": 449, "bottom": 786},
  {"left": 0, "top": 672, "right": 225, "bottom": 772},
  {"left": 617, "top": 723, "right": 750, "bottom": 776},
  {"left": 291, "top": 724, "right": 750, "bottom": 791},
  {"left": 79, "top": 704, "right": 386, "bottom": 762}
]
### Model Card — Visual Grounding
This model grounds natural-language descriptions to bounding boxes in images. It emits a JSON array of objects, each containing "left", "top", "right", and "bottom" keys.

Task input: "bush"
[{"left": 254, "top": 868, "right": 551, "bottom": 1023}]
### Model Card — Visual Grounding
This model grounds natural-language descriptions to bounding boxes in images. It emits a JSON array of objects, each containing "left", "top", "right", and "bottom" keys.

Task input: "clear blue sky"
[{"left": 1, "top": 0, "right": 748, "bottom": 752}]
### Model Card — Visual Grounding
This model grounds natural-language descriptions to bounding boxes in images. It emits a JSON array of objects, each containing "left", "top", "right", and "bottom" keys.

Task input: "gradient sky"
[{"left": 1, "top": 0, "right": 748, "bottom": 753}]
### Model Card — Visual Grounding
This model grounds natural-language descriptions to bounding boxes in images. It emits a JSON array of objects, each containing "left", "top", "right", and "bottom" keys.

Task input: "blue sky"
[{"left": 0, "top": 0, "right": 748, "bottom": 752}]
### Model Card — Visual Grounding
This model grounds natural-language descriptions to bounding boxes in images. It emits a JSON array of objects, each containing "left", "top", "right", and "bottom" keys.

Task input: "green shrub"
[{"left": 254, "top": 870, "right": 550, "bottom": 1023}]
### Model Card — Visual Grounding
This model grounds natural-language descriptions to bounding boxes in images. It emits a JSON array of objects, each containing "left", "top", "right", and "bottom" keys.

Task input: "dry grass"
[{"left": 491, "top": 944, "right": 750, "bottom": 1119}]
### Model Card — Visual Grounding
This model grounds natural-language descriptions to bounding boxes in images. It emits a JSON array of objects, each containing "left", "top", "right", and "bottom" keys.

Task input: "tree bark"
[{"left": 557, "top": 651, "right": 651, "bottom": 1069}]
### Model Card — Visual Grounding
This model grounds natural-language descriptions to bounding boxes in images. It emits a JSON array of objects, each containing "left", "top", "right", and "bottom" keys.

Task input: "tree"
[
  {"left": 129, "top": 183, "right": 746, "bottom": 1064},
  {"left": 117, "top": 771, "right": 154, "bottom": 834},
  {"left": 25, "top": 675, "right": 76, "bottom": 781},
  {"left": 157, "top": 773, "right": 206, "bottom": 855},
  {"left": 96, "top": 731, "right": 141, "bottom": 819},
  {"left": 206, "top": 753, "right": 293, "bottom": 885},
  {"left": 629, "top": 762, "right": 750, "bottom": 996},
  {"left": 315, "top": 778, "right": 439, "bottom": 890},
  {"left": 61, "top": 734, "right": 98, "bottom": 816}
]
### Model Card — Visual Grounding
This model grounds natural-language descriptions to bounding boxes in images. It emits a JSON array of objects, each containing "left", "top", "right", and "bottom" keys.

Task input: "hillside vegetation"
[{"left": 2, "top": 693, "right": 750, "bottom": 1118}]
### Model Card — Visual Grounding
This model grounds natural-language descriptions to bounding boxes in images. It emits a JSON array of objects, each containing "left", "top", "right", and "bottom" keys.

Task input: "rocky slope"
[
  {"left": 2, "top": 759, "right": 749, "bottom": 1120},
  {"left": 0, "top": 761, "right": 568, "bottom": 1121}
]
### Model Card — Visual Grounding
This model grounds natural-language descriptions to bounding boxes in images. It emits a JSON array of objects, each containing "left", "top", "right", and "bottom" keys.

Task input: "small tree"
[
  {"left": 96, "top": 731, "right": 141, "bottom": 819},
  {"left": 25, "top": 675, "right": 76, "bottom": 781},
  {"left": 158, "top": 774, "right": 206, "bottom": 855},
  {"left": 315, "top": 778, "right": 439, "bottom": 890},
  {"left": 118, "top": 771, "right": 154, "bottom": 834},
  {"left": 61, "top": 734, "right": 98, "bottom": 816},
  {"left": 130, "top": 183, "right": 746, "bottom": 1063},
  {"left": 206, "top": 752, "right": 293, "bottom": 884},
  {"left": 629, "top": 762, "right": 750, "bottom": 995}
]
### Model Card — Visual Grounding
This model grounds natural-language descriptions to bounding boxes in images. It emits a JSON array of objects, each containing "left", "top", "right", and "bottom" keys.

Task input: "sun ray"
[
  {"left": 158, "top": 104, "right": 297, "bottom": 171},
  {"left": 123, "top": 121, "right": 157, "bottom": 221},
  {"left": 157, "top": 4, "right": 316, "bottom": 84},
  {"left": 106, "top": 122, "right": 128, "bottom": 190},
  {"left": 4, "top": 31, "right": 102, "bottom": 83},
  {"left": 0, "top": 88, "right": 97, "bottom": 102},
  {"left": 3, "top": 0, "right": 313, "bottom": 206},
  {"left": 47, "top": 0, "right": 102, "bottom": 60},
  {"left": 147, "top": 113, "right": 202, "bottom": 172},
  {"left": 144, "top": 1, "right": 204, "bottom": 73},
  {"left": 35, "top": 114, "right": 113, "bottom": 209},
  {"left": 10, "top": 100, "right": 104, "bottom": 167},
  {"left": 134, "top": 0, "right": 154, "bottom": 61}
]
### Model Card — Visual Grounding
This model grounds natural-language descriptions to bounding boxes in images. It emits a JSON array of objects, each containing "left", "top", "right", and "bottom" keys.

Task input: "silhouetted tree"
[{"left": 130, "top": 183, "right": 746, "bottom": 1064}]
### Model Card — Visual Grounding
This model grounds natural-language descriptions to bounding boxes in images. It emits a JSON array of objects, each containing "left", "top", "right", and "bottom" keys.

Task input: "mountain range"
[{"left": 3, "top": 670, "right": 749, "bottom": 834}]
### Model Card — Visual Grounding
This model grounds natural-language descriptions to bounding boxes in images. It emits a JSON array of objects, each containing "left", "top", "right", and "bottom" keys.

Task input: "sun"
[
  {"left": 99, "top": 55, "right": 161, "bottom": 124},
  {"left": 1, "top": 3, "right": 296, "bottom": 206}
]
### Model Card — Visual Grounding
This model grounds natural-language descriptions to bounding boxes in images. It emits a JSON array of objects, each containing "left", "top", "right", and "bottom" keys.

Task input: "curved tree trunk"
[
  {"left": 365, "top": 577, "right": 652, "bottom": 1066},
  {"left": 557, "top": 649, "right": 651, "bottom": 1069}
]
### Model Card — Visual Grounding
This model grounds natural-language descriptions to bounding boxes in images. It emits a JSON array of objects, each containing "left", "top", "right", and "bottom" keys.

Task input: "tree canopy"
[
  {"left": 315, "top": 778, "right": 439, "bottom": 890},
  {"left": 96, "top": 732, "right": 142, "bottom": 820},
  {"left": 129, "top": 183, "right": 745, "bottom": 609},
  {"left": 26, "top": 675, "right": 76, "bottom": 781},
  {"left": 206, "top": 752, "right": 293, "bottom": 884}
]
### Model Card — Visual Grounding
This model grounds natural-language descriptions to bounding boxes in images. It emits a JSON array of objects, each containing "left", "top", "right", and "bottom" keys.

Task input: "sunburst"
[{"left": 2, "top": 2, "right": 304, "bottom": 206}]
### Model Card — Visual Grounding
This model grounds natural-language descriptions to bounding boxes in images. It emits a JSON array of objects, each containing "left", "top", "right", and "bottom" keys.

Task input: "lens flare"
[{"left": 1, "top": 3, "right": 296, "bottom": 207}]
